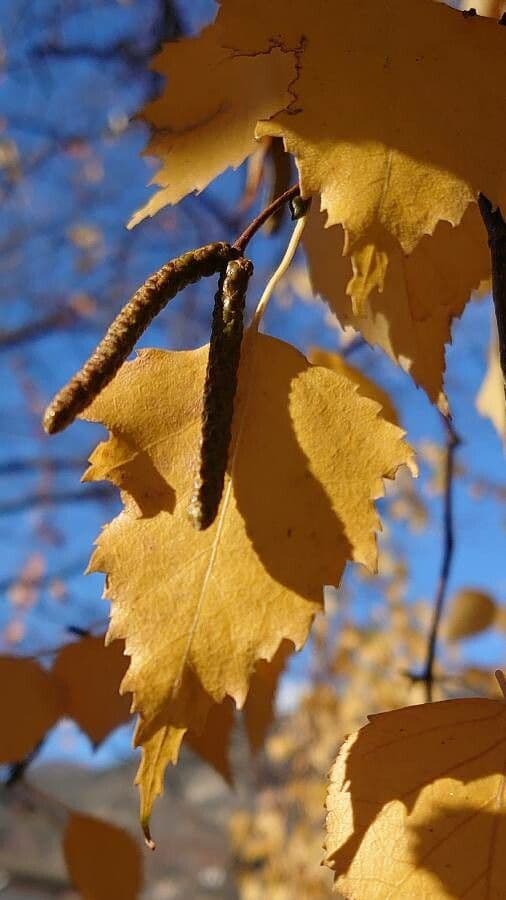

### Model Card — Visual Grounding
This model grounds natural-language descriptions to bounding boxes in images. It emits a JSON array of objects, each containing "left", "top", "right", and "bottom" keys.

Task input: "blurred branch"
[
  {"left": 418, "top": 417, "right": 460, "bottom": 702},
  {"left": 0, "top": 456, "right": 88, "bottom": 476},
  {"left": 341, "top": 336, "right": 367, "bottom": 358},
  {"left": 0, "top": 557, "right": 91, "bottom": 594},
  {"left": 478, "top": 194, "right": 506, "bottom": 386},
  {"left": 6, "top": 738, "right": 45, "bottom": 788},
  {"left": 0, "top": 485, "right": 115, "bottom": 516},
  {"left": 31, "top": 39, "right": 149, "bottom": 66},
  {"left": 0, "top": 306, "right": 80, "bottom": 350}
]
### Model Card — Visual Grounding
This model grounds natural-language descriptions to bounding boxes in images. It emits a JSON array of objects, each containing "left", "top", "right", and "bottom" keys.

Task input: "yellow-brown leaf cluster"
[{"left": 130, "top": 0, "right": 506, "bottom": 402}]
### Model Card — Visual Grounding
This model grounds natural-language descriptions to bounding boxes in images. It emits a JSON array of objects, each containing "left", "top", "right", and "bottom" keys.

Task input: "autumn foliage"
[{"left": 4, "top": 0, "right": 506, "bottom": 897}]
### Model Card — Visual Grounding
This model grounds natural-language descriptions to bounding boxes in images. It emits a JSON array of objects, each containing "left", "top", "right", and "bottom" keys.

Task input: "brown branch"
[
  {"left": 0, "top": 457, "right": 87, "bottom": 476},
  {"left": 0, "top": 306, "right": 79, "bottom": 350},
  {"left": 0, "top": 485, "right": 115, "bottom": 516},
  {"left": 418, "top": 416, "right": 460, "bottom": 702},
  {"left": 478, "top": 194, "right": 506, "bottom": 386},
  {"left": 233, "top": 184, "right": 300, "bottom": 253}
]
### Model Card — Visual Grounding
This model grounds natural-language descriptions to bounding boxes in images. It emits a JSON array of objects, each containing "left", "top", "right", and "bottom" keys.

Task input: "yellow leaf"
[
  {"left": 135, "top": 641, "right": 292, "bottom": 836},
  {"left": 325, "top": 696, "right": 506, "bottom": 898},
  {"left": 304, "top": 203, "right": 489, "bottom": 405},
  {"left": 250, "top": 0, "right": 505, "bottom": 262},
  {"left": 63, "top": 813, "right": 143, "bottom": 899},
  {"left": 443, "top": 588, "right": 498, "bottom": 642},
  {"left": 132, "top": 0, "right": 505, "bottom": 298},
  {"left": 134, "top": 720, "right": 186, "bottom": 843},
  {"left": 0, "top": 657, "right": 63, "bottom": 763},
  {"left": 52, "top": 636, "right": 132, "bottom": 745},
  {"left": 129, "top": 23, "right": 296, "bottom": 227},
  {"left": 473, "top": 0, "right": 506, "bottom": 16},
  {"left": 83, "top": 334, "right": 412, "bottom": 740},
  {"left": 308, "top": 348, "right": 398, "bottom": 426},
  {"left": 477, "top": 320, "right": 506, "bottom": 444},
  {"left": 244, "top": 638, "right": 293, "bottom": 754}
]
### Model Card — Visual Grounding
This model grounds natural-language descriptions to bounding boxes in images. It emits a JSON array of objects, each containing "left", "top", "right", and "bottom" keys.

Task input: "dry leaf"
[
  {"left": 477, "top": 320, "right": 506, "bottom": 444},
  {"left": 0, "top": 657, "right": 63, "bottom": 763},
  {"left": 308, "top": 348, "right": 398, "bottom": 426},
  {"left": 63, "top": 813, "right": 143, "bottom": 900},
  {"left": 82, "top": 332, "right": 413, "bottom": 823},
  {"left": 52, "top": 636, "right": 131, "bottom": 745},
  {"left": 325, "top": 696, "right": 506, "bottom": 898},
  {"left": 129, "top": 24, "right": 296, "bottom": 226},
  {"left": 304, "top": 204, "right": 489, "bottom": 405},
  {"left": 443, "top": 588, "right": 498, "bottom": 642}
]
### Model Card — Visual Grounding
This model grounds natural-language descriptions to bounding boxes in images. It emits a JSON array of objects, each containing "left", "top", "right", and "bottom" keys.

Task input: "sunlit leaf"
[{"left": 325, "top": 696, "right": 506, "bottom": 897}]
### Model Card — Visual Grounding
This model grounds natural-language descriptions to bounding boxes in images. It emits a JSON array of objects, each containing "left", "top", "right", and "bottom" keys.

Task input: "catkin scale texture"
[
  {"left": 188, "top": 256, "right": 253, "bottom": 530},
  {"left": 43, "top": 242, "right": 237, "bottom": 434}
]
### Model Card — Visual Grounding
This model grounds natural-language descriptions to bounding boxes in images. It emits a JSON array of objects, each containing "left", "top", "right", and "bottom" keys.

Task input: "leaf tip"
[{"left": 142, "top": 818, "right": 156, "bottom": 851}]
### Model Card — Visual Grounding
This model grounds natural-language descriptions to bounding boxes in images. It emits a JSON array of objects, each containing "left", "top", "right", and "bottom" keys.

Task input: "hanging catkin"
[
  {"left": 188, "top": 256, "right": 253, "bottom": 530},
  {"left": 43, "top": 242, "right": 238, "bottom": 434}
]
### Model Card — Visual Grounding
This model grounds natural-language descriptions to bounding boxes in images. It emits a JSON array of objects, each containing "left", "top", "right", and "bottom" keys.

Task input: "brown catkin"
[
  {"left": 43, "top": 242, "right": 238, "bottom": 434},
  {"left": 188, "top": 256, "right": 253, "bottom": 531}
]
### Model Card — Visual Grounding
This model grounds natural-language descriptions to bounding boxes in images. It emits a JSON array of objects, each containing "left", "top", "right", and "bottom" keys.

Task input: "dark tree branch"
[
  {"left": 417, "top": 417, "right": 460, "bottom": 702},
  {"left": 0, "top": 306, "right": 79, "bottom": 350},
  {"left": 478, "top": 194, "right": 506, "bottom": 387},
  {"left": 0, "top": 457, "right": 88, "bottom": 476},
  {"left": 0, "top": 485, "right": 115, "bottom": 516}
]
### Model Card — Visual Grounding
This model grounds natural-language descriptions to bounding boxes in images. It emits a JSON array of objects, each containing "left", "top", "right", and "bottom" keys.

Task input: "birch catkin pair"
[{"left": 43, "top": 243, "right": 254, "bottom": 530}]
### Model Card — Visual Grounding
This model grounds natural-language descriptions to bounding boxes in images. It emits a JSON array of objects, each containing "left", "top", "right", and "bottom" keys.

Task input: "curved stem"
[
  {"left": 250, "top": 215, "right": 308, "bottom": 333},
  {"left": 233, "top": 184, "right": 300, "bottom": 254},
  {"left": 421, "top": 416, "right": 460, "bottom": 701}
]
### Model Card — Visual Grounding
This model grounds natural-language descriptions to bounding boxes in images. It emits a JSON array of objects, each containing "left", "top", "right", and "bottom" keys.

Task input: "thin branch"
[
  {"left": 0, "top": 457, "right": 87, "bottom": 476},
  {"left": 341, "top": 336, "right": 367, "bottom": 358},
  {"left": 12, "top": 622, "right": 108, "bottom": 662},
  {"left": 418, "top": 416, "right": 460, "bottom": 701},
  {"left": 233, "top": 184, "right": 300, "bottom": 253},
  {"left": 478, "top": 194, "right": 506, "bottom": 386},
  {"left": 0, "top": 306, "right": 79, "bottom": 351},
  {"left": 0, "top": 485, "right": 115, "bottom": 516}
]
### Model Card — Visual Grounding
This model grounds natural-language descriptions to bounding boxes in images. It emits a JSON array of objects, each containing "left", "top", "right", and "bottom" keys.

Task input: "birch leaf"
[
  {"left": 308, "top": 348, "right": 398, "bottom": 426},
  {"left": 325, "top": 697, "right": 506, "bottom": 898},
  {"left": 53, "top": 636, "right": 132, "bottom": 746},
  {"left": 304, "top": 204, "right": 489, "bottom": 406},
  {"left": 443, "top": 588, "right": 498, "bottom": 642},
  {"left": 136, "top": 640, "right": 292, "bottom": 837},
  {"left": 243, "top": 638, "right": 293, "bottom": 754},
  {"left": 82, "top": 333, "right": 413, "bottom": 748},
  {"left": 132, "top": 0, "right": 505, "bottom": 300},
  {"left": 129, "top": 23, "right": 296, "bottom": 227},
  {"left": 0, "top": 657, "right": 63, "bottom": 763},
  {"left": 63, "top": 813, "right": 143, "bottom": 900}
]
